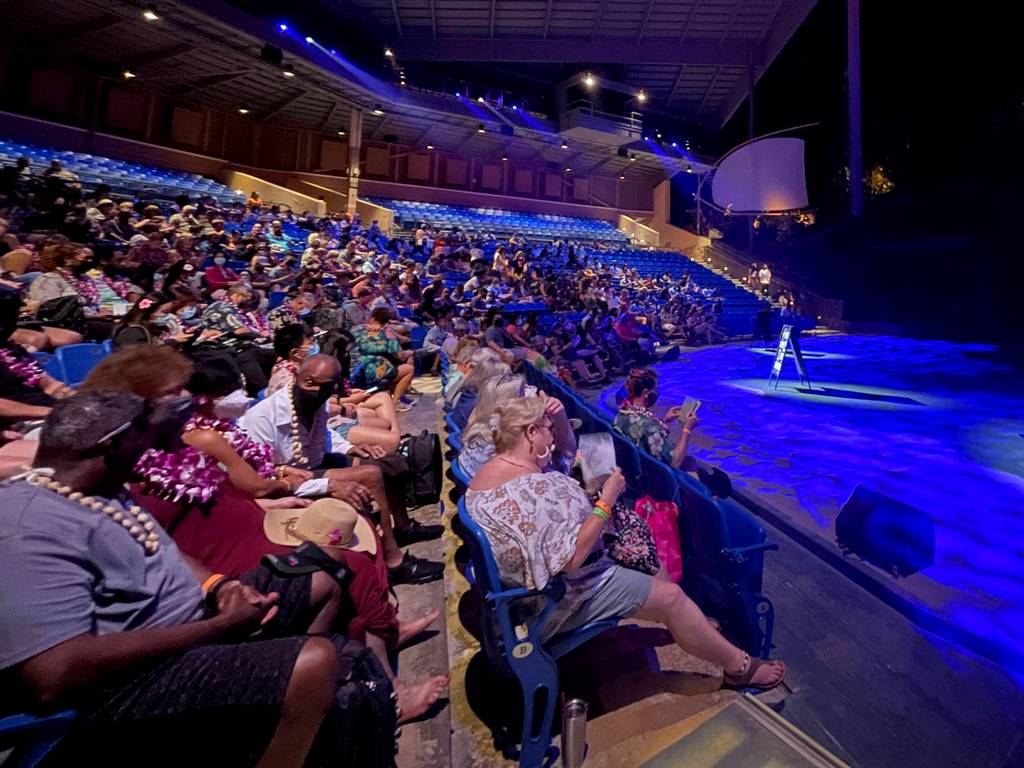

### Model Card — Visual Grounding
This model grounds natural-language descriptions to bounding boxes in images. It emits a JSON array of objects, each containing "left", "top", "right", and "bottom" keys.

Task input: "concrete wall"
[
  {"left": 223, "top": 170, "right": 326, "bottom": 217},
  {"left": 650, "top": 180, "right": 705, "bottom": 255},
  {"left": 617, "top": 214, "right": 660, "bottom": 247}
]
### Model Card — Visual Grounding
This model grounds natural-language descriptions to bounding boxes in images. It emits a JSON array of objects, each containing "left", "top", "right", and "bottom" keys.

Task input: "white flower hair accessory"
[{"left": 488, "top": 414, "right": 500, "bottom": 431}]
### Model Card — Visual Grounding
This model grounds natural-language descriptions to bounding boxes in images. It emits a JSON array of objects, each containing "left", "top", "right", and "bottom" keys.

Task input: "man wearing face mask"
[
  {"left": 241, "top": 354, "right": 444, "bottom": 585},
  {"left": 203, "top": 254, "right": 239, "bottom": 292},
  {"left": 0, "top": 391, "right": 402, "bottom": 765},
  {"left": 198, "top": 285, "right": 275, "bottom": 396},
  {"left": 268, "top": 292, "right": 316, "bottom": 332},
  {"left": 614, "top": 367, "right": 699, "bottom": 469}
]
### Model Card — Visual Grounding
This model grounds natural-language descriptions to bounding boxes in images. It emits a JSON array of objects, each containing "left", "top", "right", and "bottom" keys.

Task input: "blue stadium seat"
[
  {"left": 54, "top": 343, "right": 107, "bottom": 387},
  {"left": 0, "top": 710, "right": 76, "bottom": 768},
  {"left": 456, "top": 497, "right": 620, "bottom": 768}
]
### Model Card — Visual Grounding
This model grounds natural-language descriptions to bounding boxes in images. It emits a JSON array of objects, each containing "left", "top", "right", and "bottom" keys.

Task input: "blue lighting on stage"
[{"left": 278, "top": 23, "right": 288, "bottom": 31}]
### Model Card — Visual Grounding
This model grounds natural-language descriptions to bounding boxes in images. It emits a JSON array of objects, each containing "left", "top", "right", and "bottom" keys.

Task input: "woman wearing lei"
[{"left": 614, "top": 368, "right": 698, "bottom": 469}]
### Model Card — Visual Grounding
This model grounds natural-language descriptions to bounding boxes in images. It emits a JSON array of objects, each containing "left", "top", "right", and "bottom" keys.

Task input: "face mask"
[
  {"left": 141, "top": 395, "right": 195, "bottom": 454},
  {"left": 295, "top": 384, "right": 332, "bottom": 416},
  {"left": 178, "top": 306, "right": 197, "bottom": 320},
  {"left": 645, "top": 389, "right": 659, "bottom": 408},
  {"left": 213, "top": 257, "right": 226, "bottom": 266},
  {"left": 306, "top": 342, "right": 320, "bottom": 356},
  {"left": 212, "top": 389, "right": 251, "bottom": 420}
]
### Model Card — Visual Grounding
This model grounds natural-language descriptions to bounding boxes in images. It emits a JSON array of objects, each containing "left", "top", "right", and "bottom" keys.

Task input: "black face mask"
[
  {"left": 645, "top": 389, "right": 659, "bottom": 408},
  {"left": 294, "top": 384, "right": 333, "bottom": 417}
]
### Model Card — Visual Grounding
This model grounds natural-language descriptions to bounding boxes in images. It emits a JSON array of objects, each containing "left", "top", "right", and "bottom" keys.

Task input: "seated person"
[
  {"left": 466, "top": 397, "right": 785, "bottom": 690},
  {"left": 0, "top": 392, "right": 399, "bottom": 765},
  {"left": 203, "top": 254, "right": 239, "bottom": 291},
  {"left": 241, "top": 354, "right": 444, "bottom": 584},
  {"left": 350, "top": 307, "right": 415, "bottom": 410},
  {"left": 198, "top": 284, "right": 275, "bottom": 396},
  {"left": 450, "top": 355, "right": 511, "bottom": 431},
  {"left": 614, "top": 368, "right": 697, "bottom": 469},
  {"left": 459, "top": 375, "right": 575, "bottom": 479}
]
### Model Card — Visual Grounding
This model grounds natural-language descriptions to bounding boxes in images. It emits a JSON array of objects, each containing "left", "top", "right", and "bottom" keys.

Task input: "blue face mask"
[
  {"left": 306, "top": 342, "right": 320, "bottom": 356},
  {"left": 297, "top": 308, "right": 312, "bottom": 317},
  {"left": 179, "top": 306, "right": 197, "bottom": 319}
]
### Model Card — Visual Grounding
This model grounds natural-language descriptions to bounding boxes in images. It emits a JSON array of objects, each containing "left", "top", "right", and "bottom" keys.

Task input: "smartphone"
[
  {"left": 362, "top": 385, "right": 382, "bottom": 395},
  {"left": 681, "top": 396, "right": 702, "bottom": 418}
]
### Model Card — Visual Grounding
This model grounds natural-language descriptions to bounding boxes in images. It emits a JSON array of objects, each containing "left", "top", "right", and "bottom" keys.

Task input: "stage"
[{"left": 600, "top": 334, "right": 1024, "bottom": 669}]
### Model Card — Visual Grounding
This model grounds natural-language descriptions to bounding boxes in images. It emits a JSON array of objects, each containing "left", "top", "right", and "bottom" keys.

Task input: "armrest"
[{"left": 722, "top": 542, "right": 779, "bottom": 563}]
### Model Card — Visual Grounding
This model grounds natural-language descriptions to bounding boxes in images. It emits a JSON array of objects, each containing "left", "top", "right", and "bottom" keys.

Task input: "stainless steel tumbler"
[{"left": 561, "top": 698, "right": 588, "bottom": 768}]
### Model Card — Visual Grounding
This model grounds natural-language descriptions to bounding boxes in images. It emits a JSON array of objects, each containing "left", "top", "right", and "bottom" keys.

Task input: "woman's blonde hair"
[
  {"left": 463, "top": 374, "right": 524, "bottom": 444},
  {"left": 492, "top": 397, "right": 547, "bottom": 454},
  {"left": 462, "top": 358, "right": 510, "bottom": 392},
  {"left": 453, "top": 338, "right": 480, "bottom": 363}
]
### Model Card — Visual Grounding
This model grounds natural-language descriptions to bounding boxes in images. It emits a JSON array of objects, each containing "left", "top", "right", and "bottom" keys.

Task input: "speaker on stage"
[{"left": 836, "top": 485, "right": 934, "bottom": 577}]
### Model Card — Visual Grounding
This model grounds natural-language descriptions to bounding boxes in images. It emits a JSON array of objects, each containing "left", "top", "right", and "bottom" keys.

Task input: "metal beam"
[
  {"left": 489, "top": 0, "right": 496, "bottom": 39},
  {"left": 428, "top": 0, "right": 437, "bottom": 35},
  {"left": 542, "top": 0, "right": 555, "bottom": 39},
  {"left": 395, "top": 37, "right": 758, "bottom": 65},
  {"left": 680, "top": 0, "right": 702, "bottom": 42},
  {"left": 53, "top": 14, "right": 124, "bottom": 43},
  {"left": 666, "top": 63, "right": 688, "bottom": 103},
  {"left": 696, "top": 66, "right": 722, "bottom": 114},
  {"left": 636, "top": 0, "right": 658, "bottom": 44},
  {"left": 174, "top": 70, "right": 249, "bottom": 95},
  {"left": 390, "top": 0, "right": 403, "bottom": 37},
  {"left": 261, "top": 90, "right": 308, "bottom": 121},
  {"left": 592, "top": 0, "right": 609, "bottom": 44},
  {"left": 319, "top": 101, "right": 340, "bottom": 132},
  {"left": 124, "top": 43, "right": 196, "bottom": 71}
]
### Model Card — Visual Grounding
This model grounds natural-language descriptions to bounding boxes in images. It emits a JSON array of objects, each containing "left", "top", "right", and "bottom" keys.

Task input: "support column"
[
  {"left": 748, "top": 47, "right": 756, "bottom": 140},
  {"left": 847, "top": 0, "right": 864, "bottom": 218},
  {"left": 346, "top": 108, "right": 363, "bottom": 215}
]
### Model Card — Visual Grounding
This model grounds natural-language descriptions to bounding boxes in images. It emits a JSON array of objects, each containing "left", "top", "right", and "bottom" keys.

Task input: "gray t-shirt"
[{"left": 0, "top": 480, "right": 204, "bottom": 671}]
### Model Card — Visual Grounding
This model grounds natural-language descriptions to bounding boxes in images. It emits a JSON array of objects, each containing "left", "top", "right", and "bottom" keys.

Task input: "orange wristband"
[
  {"left": 201, "top": 573, "right": 226, "bottom": 594},
  {"left": 682, "top": 428, "right": 692, "bottom": 435},
  {"left": 594, "top": 499, "right": 612, "bottom": 516}
]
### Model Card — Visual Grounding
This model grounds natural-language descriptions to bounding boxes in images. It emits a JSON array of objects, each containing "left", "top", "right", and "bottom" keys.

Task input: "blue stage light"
[
  {"left": 278, "top": 23, "right": 287, "bottom": 31},
  {"left": 305, "top": 36, "right": 314, "bottom": 43}
]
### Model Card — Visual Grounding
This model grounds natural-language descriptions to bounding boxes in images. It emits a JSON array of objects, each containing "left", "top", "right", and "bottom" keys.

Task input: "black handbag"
[
  {"left": 35, "top": 295, "right": 86, "bottom": 333},
  {"left": 603, "top": 502, "right": 661, "bottom": 575}
]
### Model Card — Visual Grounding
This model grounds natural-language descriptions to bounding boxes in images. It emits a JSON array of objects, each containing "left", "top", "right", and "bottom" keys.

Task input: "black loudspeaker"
[
  {"left": 499, "top": 124, "right": 514, "bottom": 136},
  {"left": 836, "top": 485, "right": 934, "bottom": 577},
  {"left": 260, "top": 44, "right": 283, "bottom": 66},
  {"left": 617, "top": 147, "right": 629, "bottom": 157}
]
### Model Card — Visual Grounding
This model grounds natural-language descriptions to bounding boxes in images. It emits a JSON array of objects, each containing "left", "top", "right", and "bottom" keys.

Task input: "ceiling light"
[
  {"left": 629, "top": 154, "right": 637, "bottom": 162},
  {"left": 238, "top": 107, "right": 250, "bottom": 115},
  {"left": 337, "top": 130, "right": 346, "bottom": 136},
  {"left": 142, "top": 6, "right": 160, "bottom": 21},
  {"left": 619, "top": 174, "right": 625, "bottom": 180},
  {"left": 511, "top": 105, "right": 518, "bottom": 111},
  {"left": 282, "top": 64, "right": 295, "bottom": 78},
  {"left": 477, "top": 96, "right": 485, "bottom": 103},
  {"left": 643, "top": 135, "right": 650, "bottom": 141},
  {"left": 372, "top": 104, "right": 385, "bottom": 115},
  {"left": 426, "top": 144, "right": 435, "bottom": 150},
  {"left": 685, "top": 164, "right": 694, "bottom": 173},
  {"left": 122, "top": 70, "right": 136, "bottom": 79},
  {"left": 278, "top": 23, "right": 288, "bottom": 31},
  {"left": 384, "top": 47, "right": 394, "bottom": 58},
  {"left": 560, "top": 141, "right": 569, "bottom": 150},
  {"left": 564, "top": 167, "right": 572, "bottom": 172},
  {"left": 637, "top": 90, "right": 647, "bottom": 103},
  {"left": 671, "top": 141, "right": 678, "bottom": 148},
  {"left": 305, "top": 36, "right": 314, "bottom": 43},
  {"left": 455, "top": 91, "right": 461, "bottom": 97},
  {"left": 583, "top": 73, "right": 595, "bottom": 88},
  {"left": 476, "top": 123, "right": 486, "bottom": 133},
  {"left": 501, "top": 154, "right": 509, "bottom": 161}
]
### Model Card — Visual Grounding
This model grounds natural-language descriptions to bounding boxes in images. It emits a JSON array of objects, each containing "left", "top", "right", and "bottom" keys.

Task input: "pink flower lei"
[
  {"left": 0, "top": 345, "right": 44, "bottom": 388},
  {"left": 185, "top": 412, "right": 277, "bottom": 479},
  {"left": 56, "top": 268, "right": 100, "bottom": 309},
  {"left": 243, "top": 310, "right": 269, "bottom": 334}
]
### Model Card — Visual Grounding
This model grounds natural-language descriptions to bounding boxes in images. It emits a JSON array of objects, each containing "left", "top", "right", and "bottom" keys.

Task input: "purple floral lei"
[
  {"left": 133, "top": 414, "right": 276, "bottom": 504},
  {"left": 0, "top": 345, "right": 44, "bottom": 388},
  {"left": 57, "top": 268, "right": 100, "bottom": 309}
]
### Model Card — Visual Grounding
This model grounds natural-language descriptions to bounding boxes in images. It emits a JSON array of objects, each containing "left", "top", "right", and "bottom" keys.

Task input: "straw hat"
[{"left": 263, "top": 498, "right": 377, "bottom": 555}]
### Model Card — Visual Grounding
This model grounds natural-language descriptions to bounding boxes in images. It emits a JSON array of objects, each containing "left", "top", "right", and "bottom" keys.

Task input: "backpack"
[
  {"left": 310, "top": 637, "right": 398, "bottom": 767},
  {"left": 35, "top": 295, "right": 87, "bottom": 333},
  {"left": 398, "top": 430, "right": 442, "bottom": 509}
]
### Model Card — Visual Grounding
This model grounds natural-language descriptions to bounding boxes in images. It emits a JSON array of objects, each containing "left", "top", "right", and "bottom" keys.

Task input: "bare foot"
[
  {"left": 398, "top": 609, "right": 440, "bottom": 646},
  {"left": 396, "top": 674, "right": 450, "bottom": 723},
  {"left": 748, "top": 660, "right": 785, "bottom": 688}
]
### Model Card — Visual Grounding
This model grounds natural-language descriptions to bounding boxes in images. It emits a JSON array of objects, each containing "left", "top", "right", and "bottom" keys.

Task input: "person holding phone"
[{"left": 615, "top": 368, "right": 699, "bottom": 469}]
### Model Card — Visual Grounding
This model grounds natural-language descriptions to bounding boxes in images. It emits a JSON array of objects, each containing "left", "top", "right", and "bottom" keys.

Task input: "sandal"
[{"left": 722, "top": 653, "right": 786, "bottom": 691}]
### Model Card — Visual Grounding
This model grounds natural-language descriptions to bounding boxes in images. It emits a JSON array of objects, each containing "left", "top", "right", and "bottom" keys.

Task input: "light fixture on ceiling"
[
  {"left": 278, "top": 23, "right": 288, "bottom": 31},
  {"left": 564, "top": 166, "right": 572, "bottom": 172},
  {"left": 643, "top": 135, "right": 650, "bottom": 141},
  {"left": 372, "top": 104, "right": 385, "bottom": 115},
  {"left": 477, "top": 96, "right": 485, "bottom": 103},
  {"left": 560, "top": 140, "right": 569, "bottom": 150},
  {"left": 685, "top": 164, "right": 694, "bottom": 173},
  {"left": 384, "top": 47, "right": 394, "bottom": 58},
  {"left": 671, "top": 141, "right": 678, "bottom": 148},
  {"left": 637, "top": 90, "right": 647, "bottom": 103},
  {"left": 305, "top": 36, "right": 314, "bottom": 43},
  {"left": 426, "top": 144, "right": 435, "bottom": 150},
  {"left": 501, "top": 154, "right": 509, "bottom": 161},
  {"left": 476, "top": 123, "right": 486, "bottom": 133},
  {"left": 237, "top": 107, "right": 250, "bottom": 115},
  {"left": 511, "top": 105, "right": 518, "bottom": 111},
  {"left": 282, "top": 64, "right": 295, "bottom": 78},
  {"left": 142, "top": 5, "right": 160, "bottom": 21},
  {"left": 337, "top": 130, "right": 346, "bottom": 136},
  {"left": 454, "top": 91, "right": 461, "bottom": 97},
  {"left": 583, "top": 73, "right": 595, "bottom": 88},
  {"left": 629, "top": 154, "right": 637, "bottom": 162},
  {"left": 619, "top": 173, "right": 625, "bottom": 180},
  {"left": 122, "top": 70, "right": 136, "bottom": 79}
]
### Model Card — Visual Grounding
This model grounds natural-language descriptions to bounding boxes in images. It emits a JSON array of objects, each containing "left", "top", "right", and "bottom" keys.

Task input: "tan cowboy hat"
[{"left": 263, "top": 498, "right": 377, "bottom": 555}]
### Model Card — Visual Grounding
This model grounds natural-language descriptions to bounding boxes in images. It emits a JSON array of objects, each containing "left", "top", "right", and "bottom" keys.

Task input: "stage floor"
[{"left": 601, "top": 334, "right": 1024, "bottom": 667}]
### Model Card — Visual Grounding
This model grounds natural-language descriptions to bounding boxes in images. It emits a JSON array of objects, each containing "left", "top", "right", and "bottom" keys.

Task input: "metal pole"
[
  {"left": 847, "top": 0, "right": 864, "bottom": 218},
  {"left": 346, "top": 108, "right": 363, "bottom": 215}
]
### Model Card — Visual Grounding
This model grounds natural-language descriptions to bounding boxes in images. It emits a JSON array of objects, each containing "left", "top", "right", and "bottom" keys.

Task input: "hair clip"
[{"left": 138, "top": 298, "right": 153, "bottom": 309}]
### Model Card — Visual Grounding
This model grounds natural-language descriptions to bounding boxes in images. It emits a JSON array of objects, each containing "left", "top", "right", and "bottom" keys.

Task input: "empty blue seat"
[
  {"left": 0, "top": 710, "right": 76, "bottom": 768},
  {"left": 54, "top": 343, "right": 107, "bottom": 387}
]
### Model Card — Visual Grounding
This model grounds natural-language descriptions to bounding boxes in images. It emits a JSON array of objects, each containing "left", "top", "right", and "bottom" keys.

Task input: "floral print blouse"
[{"left": 614, "top": 405, "right": 673, "bottom": 463}]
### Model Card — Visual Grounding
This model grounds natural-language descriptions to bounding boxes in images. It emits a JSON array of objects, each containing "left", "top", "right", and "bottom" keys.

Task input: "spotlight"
[
  {"left": 372, "top": 104, "right": 385, "bottom": 115},
  {"left": 643, "top": 135, "right": 650, "bottom": 141},
  {"left": 560, "top": 140, "right": 569, "bottom": 150},
  {"left": 671, "top": 141, "right": 678, "bottom": 148},
  {"left": 637, "top": 90, "right": 647, "bottom": 103},
  {"left": 426, "top": 144, "right": 435, "bottom": 150},
  {"left": 501, "top": 154, "right": 509, "bottom": 161},
  {"left": 477, "top": 96, "right": 485, "bottom": 103},
  {"left": 583, "top": 73, "right": 595, "bottom": 88},
  {"left": 384, "top": 47, "right": 394, "bottom": 58},
  {"left": 337, "top": 130, "right": 346, "bottom": 136},
  {"left": 455, "top": 91, "right": 461, "bottom": 97},
  {"left": 282, "top": 64, "right": 295, "bottom": 78},
  {"left": 511, "top": 105, "right": 518, "bottom": 111},
  {"left": 619, "top": 173, "right": 625, "bottom": 180},
  {"left": 476, "top": 123, "right": 486, "bottom": 133},
  {"left": 305, "top": 36, "right": 314, "bottom": 43},
  {"left": 685, "top": 164, "right": 693, "bottom": 173},
  {"left": 564, "top": 166, "right": 572, "bottom": 172},
  {"left": 238, "top": 107, "right": 250, "bottom": 114},
  {"left": 330, "top": 49, "right": 337, "bottom": 55},
  {"left": 278, "top": 23, "right": 288, "bottom": 31},
  {"left": 122, "top": 70, "right": 136, "bottom": 79},
  {"left": 142, "top": 5, "right": 160, "bottom": 21},
  {"left": 629, "top": 155, "right": 636, "bottom": 162}
]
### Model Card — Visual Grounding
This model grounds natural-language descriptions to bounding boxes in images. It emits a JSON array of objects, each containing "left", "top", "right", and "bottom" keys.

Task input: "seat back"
[
  {"left": 54, "top": 343, "right": 107, "bottom": 387},
  {"left": 638, "top": 449, "right": 678, "bottom": 506},
  {"left": 0, "top": 710, "right": 76, "bottom": 768}
]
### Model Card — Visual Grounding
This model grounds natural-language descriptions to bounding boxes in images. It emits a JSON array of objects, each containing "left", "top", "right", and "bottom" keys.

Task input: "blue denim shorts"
[{"left": 556, "top": 565, "right": 654, "bottom": 635}]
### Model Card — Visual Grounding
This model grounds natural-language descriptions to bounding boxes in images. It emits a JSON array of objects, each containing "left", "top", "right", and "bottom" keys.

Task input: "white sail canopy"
[{"left": 710, "top": 136, "right": 808, "bottom": 214}]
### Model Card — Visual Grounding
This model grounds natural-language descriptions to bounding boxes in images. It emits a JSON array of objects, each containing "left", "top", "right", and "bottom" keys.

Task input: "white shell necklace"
[{"left": 25, "top": 471, "right": 160, "bottom": 555}]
